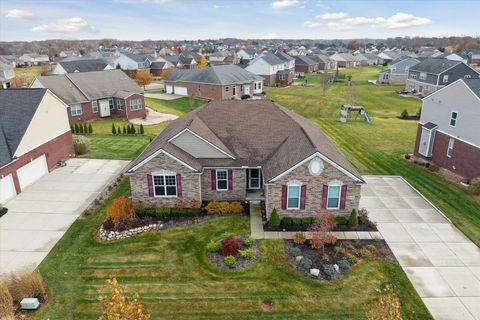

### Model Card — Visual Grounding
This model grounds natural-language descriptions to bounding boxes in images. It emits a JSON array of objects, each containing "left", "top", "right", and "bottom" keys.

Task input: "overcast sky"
[{"left": 0, "top": 0, "right": 478, "bottom": 41}]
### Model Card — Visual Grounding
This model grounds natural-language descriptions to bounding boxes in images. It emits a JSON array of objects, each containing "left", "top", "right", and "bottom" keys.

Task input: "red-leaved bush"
[{"left": 219, "top": 236, "right": 241, "bottom": 257}]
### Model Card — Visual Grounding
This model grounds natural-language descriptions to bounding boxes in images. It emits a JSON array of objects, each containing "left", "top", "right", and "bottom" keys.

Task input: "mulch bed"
[
  {"left": 285, "top": 239, "right": 397, "bottom": 282},
  {"left": 208, "top": 234, "right": 261, "bottom": 270}
]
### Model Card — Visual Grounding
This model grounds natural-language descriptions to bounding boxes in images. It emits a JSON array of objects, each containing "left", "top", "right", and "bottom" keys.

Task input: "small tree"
[
  {"left": 88, "top": 124, "right": 93, "bottom": 134},
  {"left": 308, "top": 211, "right": 337, "bottom": 252},
  {"left": 70, "top": 124, "right": 74, "bottom": 132},
  {"left": 105, "top": 196, "right": 135, "bottom": 227},
  {"left": 160, "top": 66, "right": 174, "bottom": 79},
  {"left": 78, "top": 123, "right": 84, "bottom": 134},
  {"left": 74, "top": 123, "right": 79, "bottom": 134},
  {"left": 117, "top": 126, "right": 121, "bottom": 135},
  {"left": 112, "top": 123, "right": 117, "bottom": 135},
  {"left": 349, "top": 209, "right": 358, "bottom": 227},
  {"left": 83, "top": 123, "right": 88, "bottom": 134},
  {"left": 197, "top": 55, "right": 208, "bottom": 69},
  {"left": 123, "top": 126, "right": 127, "bottom": 134},
  {"left": 99, "top": 278, "right": 149, "bottom": 320},
  {"left": 140, "top": 124, "right": 145, "bottom": 135},
  {"left": 400, "top": 109, "right": 409, "bottom": 119},
  {"left": 134, "top": 70, "right": 152, "bottom": 89},
  {"left": 268, "top": 208, "right": 280, "bottom": 227},
  {"left": 131, "top": 124, "right": 136, "bottom": 134}
]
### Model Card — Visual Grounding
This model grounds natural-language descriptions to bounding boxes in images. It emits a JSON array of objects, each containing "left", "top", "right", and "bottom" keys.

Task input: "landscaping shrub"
[
  {"left": 282, "top": 217, "right": 293, "bottom": 226},
  {"left": 365, "top": 284, "right": 402, "bottom": 320},
  {"left": 205, "top": 201, "right": 230, "bottom": 214},
  {"left": 155, "top": 208, "right": 171, "bottom": 217},
  {"left": 105, "top": 196, "right": 135, "bottom": 227},
  {"left": 174, "top": 198, "right": 184, "bottom": 209},
  {"left": 325, "top": 234, "right": 337, "bottom": 245},
  {"left": 239, "top": 249, "right": 253, "bottom": 259},
  {"left": 140, "top": 124, "right": 145, "bottom": 135},
  {"left": 99, "top": 278, "right": 149, "bottom": 320},
  {"left": 220, "top": 231, "right": 233, "bottom": 238},
  {"left": 292, "top": 218, "right": 302, "bottom": 226},
  {"left": 0, "top": 282, "right": 14, "bottom": 318},
  {"left": 293, "top": 232, "right": 306, "bottom": 245},
  {"left": 334, "top": 215, "right": 348, "bottom": 225},
  {"left": 322, "top": 264, "right": 336, "bottom": 277},
  {"left": 223, "top": 255, "right": 236, "bottom": 267},
  {"left": 73, "top": 134, "right": 90, "bottom": 155},
  {"left": 268, "top": 208, "right": 280, "bottom": 227},
  {"left": 333, "top": 246, "right": 342, "bottom": 253},
  {"left": 288, "top": 247, "right": 301, "bottom": 257},
  {"left": 400, "top": 109, "right": 409, "bottom": 119},
  {"left": 88, "top": 124, "right": 93, "bottom": 134},
  {"left": 243, "top": 236, "right": 254, "bottom": 246},
  {"left": 310, "top": 237, "right": 324, "bottom": 250},
  {"left": 298, "top": 257, "right": 312, "bottom": 270},
  {"left": 346, "top": 243, "right": 355, "bottom": 251},
  {"left": 83, "top": 123, "right": 88, "bottom": 134},
  {"left": 6, "top": 271, "right": 46, "bottom": 303},
  {"left": 102, "top": 218, "right": 114, "bottom": 231},
  {"left": 345, "top": 253, "right": 358, "bottom": 265},
  {"left": 302, "top": 217, "right": 313, "bottom": 226},
  {"left": 359, "top": 208, "right": 376, "bottom": 227},
  {"left": 206, "top": 240, "right": 221, "bottom": 253},
  {"left": 349, "top": 209, "right": 358, "bottom": 227},
  {"left": 359, "top": 248, "right": 372, "bottom": 259},
  {"left": 366, "top": 244, "right": 377, "bottom": 252},
  {"left": 220, "top": 236, "right": 241, "bottom": 257},
  {"left": 337, "top": 259, "right": 350, "bottom": 271},
  {"left": 190, "top": 198, "right": 201, "bottom": 209},
  {"left": 228, "top": 201, "right": 244, "bottom": 214},
  {"left": 322, "top": 253, "right": 330, "bottom": 263},
  {"left": 112, "top": 123, "right": 117, "bottom": 135},
  {"left": 74, "top": 123, "right": 79, "bottom": 133}
]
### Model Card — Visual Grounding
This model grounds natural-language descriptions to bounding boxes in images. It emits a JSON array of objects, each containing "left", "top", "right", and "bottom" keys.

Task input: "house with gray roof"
[
  {"left": 307, "top": 54, "right": 337, "bottom": 71},
  {"left": 237, "top": 48, "right": 258, "bottom": 62},
  {"left": 164, "top": 64, "right": 263, "bottom": 100},
  {"left": 30, "top": 69, "right": 146, "bottom": 123},
  {"left": 414, "top": 78, "right": 480, "bottom": 179},
  {"left": 245, "top": 52, "right": 295, "bottom": 86},
  {"left": 294, "top": 55, "right": 318, "bottom": 76},
  {"left": 0, "top": 89, "right": 73, "bottom": 203},
  {"left": 379, "top": 57, "right": 420, "bottom": 84},
  {"left": 0, "top": 57, "right": 16, "bottom": 89},
  {"left": 113, "top": 53, "right": 154, "bottom": 70},
  {"left": 405, "top": 58, "right": 479, "bottom": 96},
  {"left": 329, "top": 53, "right": 359, "bottom": 68},
  {"left": 52, "top": 59, "right": 112, "bottom": 75},
  {"left": 126, "top": 100, "right": 364, "bottom": 219}
]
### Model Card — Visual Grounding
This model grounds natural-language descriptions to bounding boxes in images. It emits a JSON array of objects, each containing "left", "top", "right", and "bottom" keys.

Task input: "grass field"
[
  {"left": 265, "top": 67, "right": 480, "bottom": 246},
  {"left": 15, "top": 66, "right": 43, "bottom": 85},
  {"left": 146, "top": 97, "right": 205, "bottom": 116},
  {"left": 33, "top": 179, "right": 432, "bottom": 320}
]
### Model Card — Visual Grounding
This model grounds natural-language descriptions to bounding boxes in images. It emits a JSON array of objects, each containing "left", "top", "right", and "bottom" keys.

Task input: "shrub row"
[
  {"left": 136, "top": 207, "right": 201, "bottom": 218},
  {"left": 71, "top": 123, "right": 93, "bottom": 134},
  {"left": 111, "top": 123, "right": 144, "bottom": 135},
  {"left": 205, "top": 201, "right": 244, "bottom": 215},
  {"left": 281, "top": 217, "right": 314, "bottom": 226}
]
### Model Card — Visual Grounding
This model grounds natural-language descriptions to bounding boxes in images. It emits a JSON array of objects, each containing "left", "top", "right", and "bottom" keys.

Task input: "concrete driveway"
[
  {"left": 0, "top": 158, "right": 129, "bottom": 275},
  {"left": 361, "top": 176, "right": 480, "bottom": 320}
]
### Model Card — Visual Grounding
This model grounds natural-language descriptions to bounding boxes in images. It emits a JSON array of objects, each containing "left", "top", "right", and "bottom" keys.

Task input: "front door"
[
  {"left": 99, "top": 99, "right": 111, "bottom": 117},
  {"left": 243, "top": 84, "right": 250, "bottom": 95},
  {"left": 248, "top": 168, "right": 261, "bottom": 189}
]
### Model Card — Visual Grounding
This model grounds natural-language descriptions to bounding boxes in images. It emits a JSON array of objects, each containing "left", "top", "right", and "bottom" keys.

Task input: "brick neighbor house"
[
  {"left": 0, "top": 89, "right": 74, "bottom": 204},
  {"left": 245, "top": 52, "right": 295, "bottom": 87},
  {"left": 414, "top": 78, "right": 480, "bottom": 179},
  {"left": 126, "top": 100, "right": 364, "bottom": 219},
  {"left": 30, "top": 69, "right": 146, "bottom": 123},
  {"left": 164, "top": 64, "right": 264, "bottom": 100},
  {"left": 294, "top": 55, "right": 318, "bottom": 77},
  {"left": 379, "top": 57, "right": 420, "bottom": 85}
]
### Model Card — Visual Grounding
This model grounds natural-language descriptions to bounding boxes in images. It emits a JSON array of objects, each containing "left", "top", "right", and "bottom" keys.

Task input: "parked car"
[{"left": 241, "top": 94, "right": 251, "bottom": 100}]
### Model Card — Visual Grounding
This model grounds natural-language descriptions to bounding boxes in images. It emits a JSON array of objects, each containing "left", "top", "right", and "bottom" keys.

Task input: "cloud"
[
  {"left": 271, "top": 0, "right": 299, "bottom": 10},
  {"left": 261, "top": 32, "right": 278, "bottom": 39},
  {"left": 32, "top": 17, "right": 99, "bottom": 34},
  {"left": 303, "top": 21, "right": 321, "bottom": 28},
  {"left": 213, "top": 4, "right": 226, "bottom": 9},
  {"left": 5, "top": 9, "right": 37, "bottom": 20},
  {"left": 321, "top": 12, "right": 431, "bottom": 30},
  {"left": 316, "top": 12, "right": 348, "bottom": 20}
]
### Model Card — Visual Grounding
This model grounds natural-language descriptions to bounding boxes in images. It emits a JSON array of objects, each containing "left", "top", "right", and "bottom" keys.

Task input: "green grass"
[
  {"left": 145, "top": 88, "right": 164, "bottom": 93},
  {"left": 15, "top": 66, "right": 43, "bottom": 84},
  {"left": 33, "top": 179, "right": 431, "bottom": 320},
  {"left": 146, "top": 97, "right": 206, "bottom": 116},
  {"left": 265, "top": 66, "right": 480, "bottom": 246}
]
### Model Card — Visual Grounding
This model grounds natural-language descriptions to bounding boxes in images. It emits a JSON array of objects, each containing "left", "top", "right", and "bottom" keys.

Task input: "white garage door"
[
  {"left": 174, "top": 86, "right": 188, "bottom": 96},
  {"left": 166, "top": 85, "right": 173, "bottom": 94},
  {"left": 17, "top": 155, "right": 48, "bottom": 191},
  {"left": 0, "top": 174, "right": 16, "bottom": 204}
]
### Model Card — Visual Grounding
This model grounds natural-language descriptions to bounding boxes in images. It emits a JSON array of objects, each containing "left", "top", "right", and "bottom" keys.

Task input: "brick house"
[
  {"left": 245, "top": 52, "right": 295, "bottom": 87},
  {"left": 379, "top": 57, "right": 420, "bottom": 84},
  {"left": 164, "top": 64, "right": 264, "bottom": 100},
  {"left": 405, "top": 58, "right": 479, "bottom": 97},
  {"left": 0, "top": 89, "right": 74, "bottom": 203},
  {"left": 294, "top": 55, "right": 318, "bottom": 76},
  {"left": 30, "top": 69, "right": 146, "bottom": 123},
  {"left": 414, "top": 78, "right": 480, "bottom": 179},
  {"left": 126, "top": 100, "right": 364, "bottom": 219}
]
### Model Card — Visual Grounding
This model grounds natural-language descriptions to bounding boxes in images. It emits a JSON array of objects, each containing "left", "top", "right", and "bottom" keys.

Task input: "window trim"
[
  {"left": 108, "top": 98, "right": 114, "bottom": 110},
  {"left": 91, "top": 100, "right": 98, "bottom": 113},
  {"left": 117, "top": 99, "right": 124, "bottom": 110},
  {"left": 449, "top": 111, "right": 458, "bottom": 127},
  {"left": 70, "top": 103, "right": 83, "bottom": 116},
  {"left": 153, "top": 174, "right": 177, "bottom": 198},
  {"left": 129, "top": 99, "right": 142, "bottom": 111},
  {"left": 447, "top": 138, "right": 455, "bottom": 158},
  {"left": 286, "top": 183, "right": 301, "bottom": 210},
  {"left": 216, "top": 169, "right": 228, "bottom": 191},
  {"left": 326, "top": 184, "right": 342, "bottom": 210}
]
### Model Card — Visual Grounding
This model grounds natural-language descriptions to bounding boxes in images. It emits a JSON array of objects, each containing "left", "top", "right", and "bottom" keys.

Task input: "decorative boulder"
[
  {"left": 310, "top": 268, "right": 320, "bottom": 277},
  {"left": 334, "top": 264, "right": 339, "bottom": 272},
  {"left": 295, "top": 255, "right": 304, "bottom": 263}
]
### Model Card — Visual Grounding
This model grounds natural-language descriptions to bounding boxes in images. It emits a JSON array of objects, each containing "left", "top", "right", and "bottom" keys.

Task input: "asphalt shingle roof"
[
  {"left": 0, "top": 89, "right": 46, "bottom": 167},
  {"left": 294, "top": 55, "right": 317, "bottom": 66},
  {"left": 58, "top": 59, "right": 108, "bottom": 73},
  {"left": 128, "top": 100, "right": 363, "bottom": 183},
  {"left": 257, "top": 53, "right": 285, "bottom": 66},
  {"left": 410, "top": 58, "right": 461, "bottom": 74},
  {"left": 165, "top": 64, "right": 263, "bottom": 85}
]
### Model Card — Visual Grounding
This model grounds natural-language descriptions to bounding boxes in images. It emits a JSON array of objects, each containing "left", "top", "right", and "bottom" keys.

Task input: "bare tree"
[{"left": 319, "top": 73, "right": 332, "bottom": 96}]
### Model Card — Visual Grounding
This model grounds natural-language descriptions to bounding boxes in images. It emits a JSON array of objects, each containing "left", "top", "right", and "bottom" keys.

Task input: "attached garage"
[
  {"left": 174, "top": 86, "right": 188, "bottom": 96},
  {"left": 17, "top": 155, "right": 49, "bottom": 191},
  {"left": 165, "top": 85, "right": 173, "bottom": 94},
  {"left": 0, "top": 174, "right": 16, "bottom": 204}
]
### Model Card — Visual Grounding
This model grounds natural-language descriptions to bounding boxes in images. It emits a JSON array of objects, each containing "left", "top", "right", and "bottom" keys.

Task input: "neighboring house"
[
  {"left": 113, "top": 53, "right": 154, "bottom": 70},
  {"left": 294, "top": 55, "right": 318, "bottom": 76},
  {"left": 443, "top": 53, "right": 468, "bottom": 64},
  {"left": 465, "top": 49, "right": 480, "bottom": 65},
  {"left": 0, "top": 89, "right": 74, "bottom": 203},
  {"left": 379, "top": 57, "right": 420, "bottom": 84},
  {"left": 245, "top": 52, "right": 294, "bottom": 86},
  {"left": 126, "top": 100, "right": 364, "bottom": 219},
  {"left": 237, "top": 48, "right": 258, "bottom": 62},
  {"left": 0, "top": 57, "right": 16, "bottom": 89},
  {"left": 414, "top": 78, "right": 480, "bottom": 179},
  {"left": 52, "top": 59, "right": 111, "bottom": 74},
  {"left": 329, "top": 53, "right": 358, "bottom": 68},
  {"left": 165, "top": 54, "right": 198, "bottom": 69},
  {"left": 405, "top": 58, "right": 479, "bottom": 96},
  {"left": 31, "top": 69, "right": 146, "bottom": 123},
  {"left": 307, "top": 54, "right": 337, "bottom": 71},
  {"left": 59, "top": 51, "right": 78, "bottom": 58},
  {"left": 18, "top": 53, "right": 50, "bottom": 66},
  {"left": 377, "top": 51, "right": 404, "bottom": 64},
  {"left": 0, "top": 55, "right": 21, "bottom": 68},
  {"left": 353, "top": 54, "right": 368, "bottom": 66},
  {"left": 164, "top": 64, "right": 263, "bottom": 99},
  {"left": 363, "top": 53, "right": 380, "bottom": 66},
  {"left": 150, "top": 60, "right": 174, "bottom": 77}
]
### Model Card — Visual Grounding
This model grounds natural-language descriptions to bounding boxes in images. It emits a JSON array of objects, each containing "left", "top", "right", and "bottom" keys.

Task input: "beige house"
[{"left": 126, "top": 100, "right": 364, "bottom": 219}]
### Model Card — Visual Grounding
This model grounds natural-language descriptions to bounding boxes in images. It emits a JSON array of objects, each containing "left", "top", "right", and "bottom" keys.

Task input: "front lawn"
[
  {"left": 33, "top": 179, "right": 431, "bottom": 320},
  {"left": 265, "top": 66, "right": 480, "bottom": 246},
  {"left": 146, "top": 97, "right": 205, "bottom": 116}
]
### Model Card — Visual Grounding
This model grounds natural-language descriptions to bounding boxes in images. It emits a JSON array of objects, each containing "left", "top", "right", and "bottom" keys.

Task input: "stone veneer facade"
[
  {"left": 265, "top": 157, "right": 361, "bottom": 219},
  {"left": 201, "top": 168, "right": 247, "bottom": 201}
]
